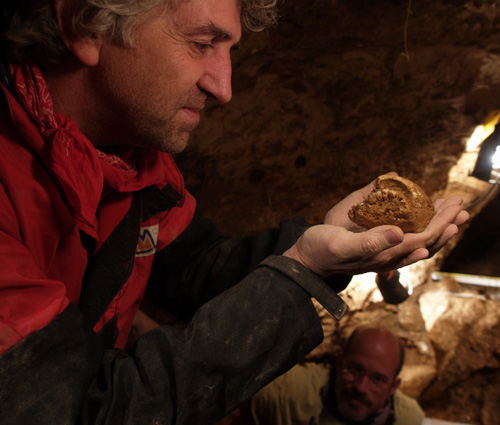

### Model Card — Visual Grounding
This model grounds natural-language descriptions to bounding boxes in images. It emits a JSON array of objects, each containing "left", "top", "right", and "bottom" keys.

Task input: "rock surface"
[{"left": 348, "top": 174, "right": 435, "bottom": 232}]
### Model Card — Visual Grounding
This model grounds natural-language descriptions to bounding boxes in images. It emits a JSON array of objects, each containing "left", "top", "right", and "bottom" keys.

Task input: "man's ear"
[
  {"left": 64, "top": 38, "right": 102, "bottom": 67},
  {"left": 54, "top": 0, "right": 102, "bottom": 66},
  {"left": 390, "top": 376, "right": 401, "bottom": 396}
]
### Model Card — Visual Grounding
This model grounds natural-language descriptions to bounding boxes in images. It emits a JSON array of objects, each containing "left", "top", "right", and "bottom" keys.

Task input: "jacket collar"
[{"left": 1, "top": 63, "right": 187, "bottom": 238}]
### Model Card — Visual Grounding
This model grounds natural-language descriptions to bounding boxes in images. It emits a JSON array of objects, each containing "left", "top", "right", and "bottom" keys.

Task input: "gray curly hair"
[{"left": 1, "top": 0, "right": 279, "bottom": 65}]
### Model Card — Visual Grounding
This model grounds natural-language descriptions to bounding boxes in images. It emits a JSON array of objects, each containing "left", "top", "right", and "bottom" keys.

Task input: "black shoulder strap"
[
  {"left": 141, "top": 183, "right": 182, "bottom": 221},
  {"left": 78, "top": 184, "right": 182, "bottom": 339},
  {"left": 78, "top": 192, "right": 142, "bottom": 329}
]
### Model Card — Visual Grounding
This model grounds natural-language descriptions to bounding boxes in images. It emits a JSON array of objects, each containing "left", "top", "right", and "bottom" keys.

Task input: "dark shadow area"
[{"left": 442, "top": 186, "right": 500, "bottom": 277}]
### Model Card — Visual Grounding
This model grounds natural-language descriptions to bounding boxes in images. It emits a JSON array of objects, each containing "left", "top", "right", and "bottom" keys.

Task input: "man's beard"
[{"left": 332, "top": 386, "right": 390, "bottom": 425}]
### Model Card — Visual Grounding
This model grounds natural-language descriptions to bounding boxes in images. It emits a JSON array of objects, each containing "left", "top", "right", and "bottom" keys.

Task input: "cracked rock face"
[{"left": 348, "top": 175, "right": 435, "bottom": 233}]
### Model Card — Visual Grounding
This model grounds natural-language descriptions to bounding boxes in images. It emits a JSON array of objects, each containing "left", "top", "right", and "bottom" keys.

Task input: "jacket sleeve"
[
  {"left": 0, "top": 202, "right": 348, "bottom": 424},
  {"left": 147, "top": 206, "right": 351, "bottom": 321},
  {"left": 1, "top": 253, "right": 329, "bottom": 425}
]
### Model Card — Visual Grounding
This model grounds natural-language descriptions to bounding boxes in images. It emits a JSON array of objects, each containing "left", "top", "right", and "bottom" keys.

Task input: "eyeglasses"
[{"left": 341, "top": 362, "right": 392, "bottom": 391}]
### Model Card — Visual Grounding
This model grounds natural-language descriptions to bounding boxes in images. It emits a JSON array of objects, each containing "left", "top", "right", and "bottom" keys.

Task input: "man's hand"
[
  {"left": 323, "top": 177, "right": 377, "bottom": 232},
  {"left": 284, "top": 179, "right": 469, "bottom": 277}
]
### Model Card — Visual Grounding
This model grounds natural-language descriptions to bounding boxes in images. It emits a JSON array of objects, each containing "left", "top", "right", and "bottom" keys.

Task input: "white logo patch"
[{"left": 136, "top": 224, "right": 159, "bottom": 257}]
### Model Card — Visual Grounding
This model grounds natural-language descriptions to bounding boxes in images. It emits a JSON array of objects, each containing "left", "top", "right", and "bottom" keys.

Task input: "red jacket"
[
  {"left": 0, "top": 66, "right": 349, "bottom": 424},
  {"left": 0, "top": 79, "right": 196, "bottom": 353}
]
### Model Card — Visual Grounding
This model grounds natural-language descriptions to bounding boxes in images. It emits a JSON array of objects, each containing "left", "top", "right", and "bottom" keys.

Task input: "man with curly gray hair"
[
  {"left": 0, "top": 0, "right": 468, "bottom": 424},
  {"left": 1, "top": 0, "right": 278, "bottom": 64}
]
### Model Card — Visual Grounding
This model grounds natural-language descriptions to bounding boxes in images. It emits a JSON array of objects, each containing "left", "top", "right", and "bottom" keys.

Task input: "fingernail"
[{"left": 385, "top": 229, "right": 402, "bottom": 245}]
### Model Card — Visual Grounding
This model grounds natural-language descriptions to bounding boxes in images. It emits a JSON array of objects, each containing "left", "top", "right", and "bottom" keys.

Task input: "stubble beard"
[
  {"left": 337, "top": 391, "right": 373, "bottom": 422},
  {"left": 159, "top": 121, "right": 192, "bottom": 154},
  {"left": 137, "top": 93, "right": 205, "bottom": 155},
  {"left": 128, "top": 106, "right": 197, "bottom": 155}
]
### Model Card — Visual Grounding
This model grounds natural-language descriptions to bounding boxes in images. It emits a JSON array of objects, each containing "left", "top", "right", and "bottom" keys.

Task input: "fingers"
[
  {"left": 354, "top": 241, "right": 429, "bottom": 274},
  {"left": 285, "top": 224, "right": 406, "bottom": 276},
  {"left": 427, "top": 223, "right": 458, "bottom": 256},
  {"left": 387, "top": 196, "right": 467, "bottom": 265},
  {"left": 426, "top": 202, "right": 463, "bottom": 237},
  {"left": 433, "top": 195, "right": 464, "bottom": 213},
  {"left": 329, "top": 225, "right": 411, "bottom": 273},
  {"left": 382, "top": 247, "right": 429, "bottom": 271},
  {"left": 353, "top": 226, "right": 404, "bottom": 257},
  {"left": 403, "top": 247, "right": 429, "bottom": 265},
  {"left": 433, "top": 195, "right": 465, "bottom": 225},
  {"left": 289, "top": 192, "right": 468, "bottom": 277},
  {"left": 393, "top": 204, "right": 460, "bottom": 257},
  {"left": 454, "top": 209, "right": 469, "bottom": 226},
  {"left": 433, "top": 198, "right": 446, "bottom": 210},
  {"left": 391, "top": 203, "right": 460, "bottom": 255}
]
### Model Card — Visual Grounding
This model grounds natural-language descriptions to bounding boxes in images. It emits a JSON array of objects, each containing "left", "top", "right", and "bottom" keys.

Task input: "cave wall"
[
  {"left": 177, "top": 0, "right": 500, "bottom": 235},
  {"left": 173, "top": 1, "right": 500, "bottom": 424}
]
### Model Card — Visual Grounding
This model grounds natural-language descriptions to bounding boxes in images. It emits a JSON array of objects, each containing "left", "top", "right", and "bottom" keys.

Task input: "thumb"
[{"left": 359, "top": 226, "right": 404, "bottom": 254}]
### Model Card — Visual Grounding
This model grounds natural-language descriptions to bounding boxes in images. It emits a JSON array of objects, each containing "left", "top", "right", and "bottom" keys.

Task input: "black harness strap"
[
  {"left": 79, "top": 193, "right": 142, "bottom": 330},
  {"left": 141, "top": 183, "right": 183, "bottom": 221},
  {"left": 78, "top": 184, "right": 183, "bottom": 346}
]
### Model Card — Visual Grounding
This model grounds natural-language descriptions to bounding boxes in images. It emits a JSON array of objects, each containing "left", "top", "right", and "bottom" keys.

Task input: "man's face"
[
  {"left": 87, "top": 0, "right": 241, "bottom": 153},
  {"left": 334, "top": 338, "right": 400, "bottom": 422}
]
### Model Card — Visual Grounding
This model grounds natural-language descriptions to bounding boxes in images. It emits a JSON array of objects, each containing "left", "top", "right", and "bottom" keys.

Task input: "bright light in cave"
[
  {"left": 466, "top": 112, "right": 500, "bottom": 152},
  {"left": 492, "top": 145, "right": 500, "bottom": 170},
  {"left": 466, "top": 125, "right": 487, "bottom": 151}
]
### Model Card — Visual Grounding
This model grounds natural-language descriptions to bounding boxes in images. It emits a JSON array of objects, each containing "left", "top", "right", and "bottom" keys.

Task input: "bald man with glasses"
[{"left": 247, "top": 326, "right": 424, "bottom": 425}]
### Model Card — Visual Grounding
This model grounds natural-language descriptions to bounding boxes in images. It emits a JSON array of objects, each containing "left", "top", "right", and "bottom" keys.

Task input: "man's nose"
[
  {"left": 198, "top": 51, "right": 232, "bottom": 104},
  {"left": 353, "top": 374, "right": 371, "bottom": 393}
]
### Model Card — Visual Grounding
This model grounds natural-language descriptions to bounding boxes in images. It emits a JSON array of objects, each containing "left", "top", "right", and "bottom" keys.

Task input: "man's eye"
[
  {"left": 194, "top": 42, "right": 213, "bottom": 53},
  {"left": 371, "top": 375, "right": 389, "bottom": 387}
]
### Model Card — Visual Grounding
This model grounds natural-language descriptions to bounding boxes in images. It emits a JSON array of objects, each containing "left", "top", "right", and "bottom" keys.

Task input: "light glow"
[
  {"left": 467, "top": 111, "right": 500, "bottom": 151},
  {"left": 492, "top": 145, "right": 500, "bottom": 170},
  {"left": 466, "top": 125, "right": 487, "bottom": 151}
]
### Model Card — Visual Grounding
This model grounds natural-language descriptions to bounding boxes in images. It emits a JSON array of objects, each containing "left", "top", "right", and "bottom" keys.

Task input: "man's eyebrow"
[{"left": 187, "top": 22, "right": 241, "bottom": 48}]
